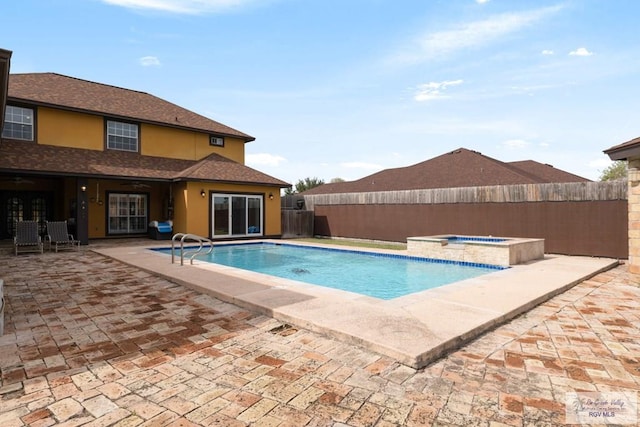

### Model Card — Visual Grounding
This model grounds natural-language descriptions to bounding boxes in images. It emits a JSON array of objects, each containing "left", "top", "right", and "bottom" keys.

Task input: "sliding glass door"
[
  {"left": 212, "top": 193, "right": 263, "bottom": 238},
  {"left": 213, "top": 195, "right": 230, "bottom": 236},
  {"left": 108, "top": 193, "right": 148, "bottom": 235},
  {"left": 231, "top": 196, "right": 246, "bottom": 235}
]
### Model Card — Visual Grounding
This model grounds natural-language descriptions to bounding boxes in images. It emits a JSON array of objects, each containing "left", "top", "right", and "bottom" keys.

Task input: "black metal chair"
[
  {"left": 14, "top": 220, "right": 44, "bottom": 255},
  {"left": 45, "top": 220, "right": 80, "bottom": 252}
]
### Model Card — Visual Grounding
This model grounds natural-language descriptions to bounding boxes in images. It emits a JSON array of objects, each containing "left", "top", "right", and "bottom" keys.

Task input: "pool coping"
[{"left": 94, "top": 240, "right": 619, "bottom": 369}]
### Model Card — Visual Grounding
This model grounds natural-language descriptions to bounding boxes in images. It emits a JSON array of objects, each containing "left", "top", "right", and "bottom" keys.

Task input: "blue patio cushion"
[{"left": 156, "top": 222, "right": 172, "bottom": 233}]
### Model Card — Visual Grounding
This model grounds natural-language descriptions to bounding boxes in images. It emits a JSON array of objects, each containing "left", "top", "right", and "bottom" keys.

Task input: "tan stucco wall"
[
  {"left": 171, "top": 182, "right": 189, "bottom": 236},
  {"left": 181, "top": 182, "right": 281, "bottom": 238},
  {"left": 627, "top": 159, "right": 640, "bottom": 273},
  {"left": 36, "top": 107, "right": 246, "bottom": 162},
  {"left": 140, "top": 124, "right": 245, "bottom": 162},
  {"left": 37, "top": 107, "right": 104, "bottom": 150}
]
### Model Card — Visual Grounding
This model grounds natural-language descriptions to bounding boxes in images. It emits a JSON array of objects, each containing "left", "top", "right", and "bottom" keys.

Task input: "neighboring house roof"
[
  {"left": 507, "top": 160, "right": 591, "bottom": 183},
  {"left": 604, "top": 136, "right": 640, "bottom": 161},
  {"left": 0, "top": 140, "right": 290, "bottom": 187},
  {"left": 303, "top": 148, "right": 590, "bottom": 195},
  {"left": 8, "top": 72, "right": 255, "bottom": 142}
]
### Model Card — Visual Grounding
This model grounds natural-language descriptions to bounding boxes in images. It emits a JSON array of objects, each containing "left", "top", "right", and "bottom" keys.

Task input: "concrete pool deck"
[
  {"left": 95, "top": 241, "right": 618, "bottom": 369},
  {"left": 2, "top": 243, "right": 639, "bottom": 426}
]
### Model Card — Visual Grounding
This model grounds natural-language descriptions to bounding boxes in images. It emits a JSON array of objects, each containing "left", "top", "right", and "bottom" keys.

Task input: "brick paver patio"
[{"left": 0, "top": 249, "right": 639, "bottom": 426}]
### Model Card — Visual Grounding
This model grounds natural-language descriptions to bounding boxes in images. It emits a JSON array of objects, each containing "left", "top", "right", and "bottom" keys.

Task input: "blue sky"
[{"left": 2, "top": 0, "right": 639, "bottom": 184}]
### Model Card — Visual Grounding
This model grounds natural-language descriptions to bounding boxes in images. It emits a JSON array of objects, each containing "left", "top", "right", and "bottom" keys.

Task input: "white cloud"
[
  {"left": 246, "top": 153, "right": 287, "bottom": 167},
  {"left": 476, "top": 0, "right": 490, "bottom": 4},
  {"left": 139, "top": 56, "right": 160, "bottom": 66},
  {"left": 101, "top": 0, "right": 257, "bottom": 14},
  {"left": 502, "top": 139, "right": 530, "bottom": 149},
  {"left": 391, "top": 5, "right": 563, "bottom": 65},
  {"left": 569, "top": 47, "right": 594, "bottom": 56},
  {"left": 541, "top": 49, "right": 554, "bottom": 55},
  {"left": 340, "top": 162, "right": 384, "bottom": 170},
  {"left": 414, "top": 79, "right": 463, "bottom": 101}
]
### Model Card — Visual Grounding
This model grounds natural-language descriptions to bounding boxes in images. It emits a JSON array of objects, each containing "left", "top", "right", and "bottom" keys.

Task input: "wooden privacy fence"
[
  {"left": 302, "top": 181, "right": 627, "bottom": 208},
  {"left": 281, "top": 209, "right": 314, "bottom": 238},
  {"left": 299, "top": 181, "right": 629, "bottom": 258}
]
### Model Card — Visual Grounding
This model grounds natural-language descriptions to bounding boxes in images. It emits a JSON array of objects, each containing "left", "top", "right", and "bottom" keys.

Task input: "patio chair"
[
  {"left": 14, "top": 220, "right": 44, "bottom": 255},
  {"left": 45, "top": 220, "right": 80, "bottom": 252}
]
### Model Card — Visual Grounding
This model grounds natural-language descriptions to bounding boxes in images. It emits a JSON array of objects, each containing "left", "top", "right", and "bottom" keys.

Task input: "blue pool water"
[{"left": 155, "top": 243, "right": 505, "bottom": 300}]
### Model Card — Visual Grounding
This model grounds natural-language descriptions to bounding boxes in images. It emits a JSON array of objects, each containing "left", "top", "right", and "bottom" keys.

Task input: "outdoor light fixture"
[
  {"left": 268, "top": 192, "right": 274, "bottom": 200},
  {"left": 200, "top": 189, "right": 206, "bottom": 198},
  {"left": 81, "top": 185, "right": 87, "bottom": 192}
]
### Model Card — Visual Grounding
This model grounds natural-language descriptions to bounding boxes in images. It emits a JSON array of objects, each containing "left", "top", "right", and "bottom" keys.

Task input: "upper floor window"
[
  {"left": 2, "top": 105, "right": 34, "bottom": 141},
  {"left": 106, "top": 120, "right": 139, "bottom": 152},
  {"left": 210, "top": 136, "right": 225, "bottom": 147}
]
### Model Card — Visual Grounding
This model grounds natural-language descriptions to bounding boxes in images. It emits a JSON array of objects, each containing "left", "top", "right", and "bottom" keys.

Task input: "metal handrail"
[{"left": 171, "top": 233, "right": 214, "bottom": 265}]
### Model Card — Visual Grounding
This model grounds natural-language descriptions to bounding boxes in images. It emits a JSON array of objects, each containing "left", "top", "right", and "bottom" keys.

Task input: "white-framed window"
[
  {"left": 107, "top": 193, "right": 148, "bottom": 234},
  {"left": 210, "top": 136, "right": 224, "bottom": 147},
  {"left": 212, "top": 193, "right": 263, "bottom": 237},
  {"left": 2, "top": 105, "right": 34, "bottom": 141},
  {"left": 106, "top": 120, "right": 139, "bottom": 152}
]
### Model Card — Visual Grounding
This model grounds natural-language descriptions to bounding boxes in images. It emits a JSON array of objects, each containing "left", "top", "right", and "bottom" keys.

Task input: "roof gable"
[
  {"left": 7, "top": 72, "right": 254, "bottom": 141},
  {"left": 175, "top": 152, "right": 291, "bottom": 185}
]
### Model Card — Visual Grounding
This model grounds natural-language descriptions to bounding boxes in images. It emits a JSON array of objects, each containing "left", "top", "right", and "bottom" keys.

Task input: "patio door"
[
  {"left": 0, "top": 191, "right": 52, "bottom": 238},
  {"left": 212, "top": 193, "right": 263, "bottom": 238},
  {"left": 107, "top": 193, "right": 148, "bottom": 235}
]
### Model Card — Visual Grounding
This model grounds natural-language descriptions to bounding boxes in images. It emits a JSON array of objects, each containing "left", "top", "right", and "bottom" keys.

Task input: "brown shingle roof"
[
  {"left": 507, "top": 160, "right": 590, "bottom": 183},
  {"left": 175, "top": 152, "right": 287, "bottom": 184},
  {"left": 303, "top": 148, "right": 590, "bottom": 195},
  {"left": 8, "top": 72, "right": 254, "bottom": 141},
  {"left": 0, "top": 140, "right": 289, "bottom": 187}
]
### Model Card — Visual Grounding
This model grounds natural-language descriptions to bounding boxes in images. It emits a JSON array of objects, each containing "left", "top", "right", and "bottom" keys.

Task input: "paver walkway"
[{"left": 0, "top": 249, "right": 638, "bottom": 426}]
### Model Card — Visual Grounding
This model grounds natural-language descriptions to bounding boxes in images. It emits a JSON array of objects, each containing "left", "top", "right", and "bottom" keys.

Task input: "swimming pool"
[{"left": 155, "top": 242, "right": 505, "bottom": 300}]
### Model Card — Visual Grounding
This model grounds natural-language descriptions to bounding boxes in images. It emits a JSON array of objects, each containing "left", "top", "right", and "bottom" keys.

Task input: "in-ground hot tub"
[{"left": 406, "top": 234, "right": 544, "bottom": 267}]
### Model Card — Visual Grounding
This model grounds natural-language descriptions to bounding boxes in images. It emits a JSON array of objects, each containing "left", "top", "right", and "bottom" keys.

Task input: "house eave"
[
  {"left": 172, "top": 177, "right": 290, "bottom": 188},
  {"left": 0, "top": 166, "right": 289, "bottom": 188},
  {"left": 604, "top": 144, "right": 640, "bottom": 161},
  {"left": 0, "top": 49, "right": 12, "bottom": 134}
]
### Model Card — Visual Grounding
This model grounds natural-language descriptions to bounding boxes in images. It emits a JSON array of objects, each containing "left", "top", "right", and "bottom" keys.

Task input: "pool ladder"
[{"left": 171, "top": 233, "right": 214, "bottom": 266}]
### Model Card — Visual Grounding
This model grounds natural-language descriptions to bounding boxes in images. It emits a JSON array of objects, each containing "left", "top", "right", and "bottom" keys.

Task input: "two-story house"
[{"left": 0, "top": 59, "right": 290, "bottom": 244}]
